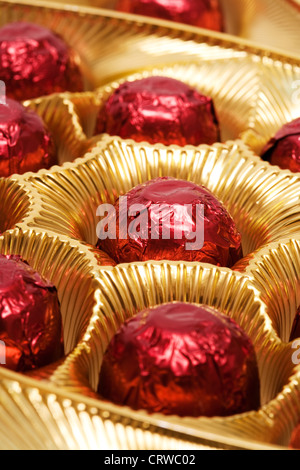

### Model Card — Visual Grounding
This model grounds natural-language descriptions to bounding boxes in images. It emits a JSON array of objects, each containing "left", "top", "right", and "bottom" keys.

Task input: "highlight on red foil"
[
  {"left": 96, "top": 198, "right": 205, "bottom": 251},
  {"left": 0, "top": 81, "right": 6, "bottom": 105},
  {"left": 0, "top": 340, "right": 6, "bottom": 365}
]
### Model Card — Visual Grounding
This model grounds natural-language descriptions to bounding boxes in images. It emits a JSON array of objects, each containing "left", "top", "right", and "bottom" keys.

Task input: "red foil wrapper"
[
  {"left": 0, "top": 22, "right": 84, "bottom": 101},
  {"left": 0, "top": 255, "right": 64, "bottom": 372},
  {"left": 0, "top": 98, "right": 56, "bottom": 177},
  {"left": 289, "top": 422, "right": 300, "bottom": 449},
  {"left": 116, "top": 0, "right": 224, "bottom": 31},
  {"left": 98, "top": 302, "right": 260, "bottom": 417},
  {"left": 96, "top": 177, "right": 243, "bottom": 267},
  {"left": 290, "top": 306, "right": 300, "bottom": 342},
  {"left": 95, "top": 76, "right": 221, "bottom": 146},
  {"left": 261, "top": 118, "right": 300, "bottom": 173}
]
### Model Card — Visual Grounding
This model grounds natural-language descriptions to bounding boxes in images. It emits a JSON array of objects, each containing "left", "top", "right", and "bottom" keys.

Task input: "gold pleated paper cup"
[
  {"left": 51, "top": 59, "right": 300, "bottom": 155},
  {"left": 23, "top": 94, "right": 88, "bottom": 168},
  {"left": 0, "top": 228, "right": 103, "bottom": 358},
  {"left": 50, "top": 260, "right": 300, "bottom": 447},
  {"left": 234, "top": 238, "right": 300, "bottom": 344},
  {"left": 93, "top": 61, "right": 300, "bottom": 154},
  {"left": 23, "top": 136, "right": 300, "bottom": 259},
  {"left": 0, "top": 178, "right": 34, "bottom": 235}
]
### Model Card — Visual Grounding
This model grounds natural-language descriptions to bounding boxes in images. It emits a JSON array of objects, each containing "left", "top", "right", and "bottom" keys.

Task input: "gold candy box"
[{"left": 1, "top": 0, "right": 300, "bottom": 450}]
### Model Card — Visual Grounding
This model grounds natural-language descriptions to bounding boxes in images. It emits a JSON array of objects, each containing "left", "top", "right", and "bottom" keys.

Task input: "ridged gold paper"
[
  {"left": 34, "top": 0, "right": 300, "bottom": 56},
  {"left": 234, "top": 239, "right": 300, "bottom": 344},
  {"left": 0, "top": 0, "right": 299, "bottom": 155},
  {"left": 0, "top": 229, "right": 298, "bottom": 450},
  {"left": 1, "top": 0, "right": 300, "bottom": 451},
  {"left": 0, "top": 178, "right": 34, "bottom": 234},
  {"left": 23, "top": 137, "right": 300, "bottom": 258}
]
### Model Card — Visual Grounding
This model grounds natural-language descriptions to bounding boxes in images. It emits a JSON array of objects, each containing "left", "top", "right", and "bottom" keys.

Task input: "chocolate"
[
  {"left": 289, "top": 422, "right": 300, "bottom": 449},
  {"left": 95, "top": 76, "right": 220, "bottom": 146},
  {"left": 290, "top": 306, "right": 300, "bottom": 342},
  {"left": 98, "top": 302, "right": 260, "bottom": 417},
  {"left": 261, "top": 118, "right": 300, "bottom": 172},
  {"left": 0, "top": 255, "right": 64, "bottom": 372},
  {"left": 96, "top": 177, "right": 243, "bottom": 267},
  {"left": 116, "top": 0, "right": 224, "bottom": 31},
  {"left": 0, "top": 98, "right": 56, "bottom": 177},
  {"left": 0, "top": 22, "right": 84, "bottom": 101}
]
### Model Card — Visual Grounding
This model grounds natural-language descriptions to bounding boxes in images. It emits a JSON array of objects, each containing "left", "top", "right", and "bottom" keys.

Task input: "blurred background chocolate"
[
  {"left": 95, "top": 76, "right": 220, "bottom": 146},
  {"left": 0, "top": 22, "right": 84, "bottom": 101},
  {"left": 96, "top": 176, "right": 243, "bottom": 266},
  {"left": 0, "top": 255, "right": 64, "bottom": 372},
  {"left": 115, "top": 0, "right": 224, "bottom": 31},
  {"left": 98, "top": 302, "right": 260, "bottom": 417},
  {"left": 289, "top": 306, "right": 300, "bottom": 341},
  {"left": 289, "top": 421, "right": 300, "bottom": 449},
  {"left": 261, "top": 118, "right": 300, "bottom": 173},
  {"left": 0, "top": 98, "right": 56, "bottom": 177}
]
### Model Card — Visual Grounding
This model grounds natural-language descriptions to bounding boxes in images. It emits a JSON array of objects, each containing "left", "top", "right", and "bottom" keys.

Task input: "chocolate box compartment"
[
  {"left": 22, "top": 137, "right": 300, "bottom": 261},
  {"left": 0, "top": 0, "right": 300, "bottom": 450},
  {"left": 0, "top": 1, "right": 300, "bottom": 163},
  {"left": 35, "top": 0, "right": 300, "bottom": 57},
  {"left": 50, "top": 260, "right": 300, "bottom": 447},
  {"left": 235, "top": 239, "right": 300, "bottom": 344},
  {"left": 0, "top": 228, "right": 102, "bottom": 356}
]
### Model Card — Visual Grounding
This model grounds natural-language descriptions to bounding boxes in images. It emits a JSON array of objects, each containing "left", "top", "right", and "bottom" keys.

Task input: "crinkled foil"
[
  {"left": 261, "top": 118, "right": 300, "bottom": 173},
  {"left": 0, "top": 254, "right": 64, "bottom": 372},
  {"left": 99, "top": 302, "right": 260, "bottom": 417},
  {"left": 97, "top": 177, "right": 242, "bottom": 267},
  {"left": 1, "top": 0, "right": 300, "bottom": 451},
  {"left": 0, "top": 22, "right": 84, "bottom": 101},
  {"left": 96, "top": 76, "right": 220, "bottom": 147},
  {"left": 0, "top": 99, "right": 56, "bottom": 177},
  {"left": 115, "top": 0, "right": 224, "bottom": 31}
]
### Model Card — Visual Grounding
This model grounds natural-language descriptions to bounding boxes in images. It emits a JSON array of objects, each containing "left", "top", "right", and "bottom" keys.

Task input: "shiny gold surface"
[
  {"left": 235, "top": 240, "right": 300, "bottom": 344},
  {"left": 0, "top": 0, "right": 300, "bottom": 451},
  {"left": 0, "top": 229, "right": 296, "bottom": 450},
  {"left": 22, "top": 136, "right": 300, "bottom": 258},
  {"left": 34, "top": 0, "right": 300, "bottom": 56}
]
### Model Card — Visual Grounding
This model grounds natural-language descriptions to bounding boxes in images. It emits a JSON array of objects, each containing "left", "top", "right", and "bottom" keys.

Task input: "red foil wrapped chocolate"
[
  {"left": 98, "top": 302, "right": 260, "bottom": 417},
  {"left": 116, "top": 0, "right": 224, "bottom": 31},
  {"left": 95, "top": 76, "right": 220, "bottom": 146},
  {"left": 289, "top": 422, "right": 300, "bottom": 449},
  {"left": 96, "top": 177, "right": 242, "bottom": 267},
  {"left": 261, "top": 118, "right": 300, "bottom": 172},
  {"left": 290, "top": 306, "right": 300, "bottom": 342},
  {"left": 0, "top": 255, "right": 64, "bottom": 372},
  {"left": 0, "top": 22, "right": 84, "bottom": 101},
  {"left": 0, "top": 98, "right": 56, "bottom": 177}
]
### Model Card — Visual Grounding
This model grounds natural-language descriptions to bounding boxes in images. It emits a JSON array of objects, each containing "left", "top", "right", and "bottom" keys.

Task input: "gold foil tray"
[
  {"left": 1, "top": 0, "right": 300, "bottom": 451},
  {"left": 36, "top": 0, "right": 300, "bottom": 56},
  {"left": 0, "top": 228, "right": 297, "bottom": 450},
  {"left": 20, "top": 137, "right": 300, "bottom": 258},
  {"left": 1, "top": 0, "right": 300, "bottom": 154}
]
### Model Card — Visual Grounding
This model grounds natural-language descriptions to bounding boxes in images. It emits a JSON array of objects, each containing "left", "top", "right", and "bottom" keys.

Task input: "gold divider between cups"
[
  {"left": 234, "top": 238, "right": 300, "bottom": 343},
  {"left": 24, "top": 93, "right": 89, "bottom": 167},
  {"left": 0, "top": 367, "right": 283, "bottom": 450},
  {"left": 35, "top": 0, "right": 300, "bottom": 57},
  {"left": 49, "top": 260, "right": 300, "bottom": 446},
  {"left": 0, "top": 177, "right": 36, "bottom": 235},
  {"left": 22, "top": 136, "right": 300, "bottom": 258}
]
